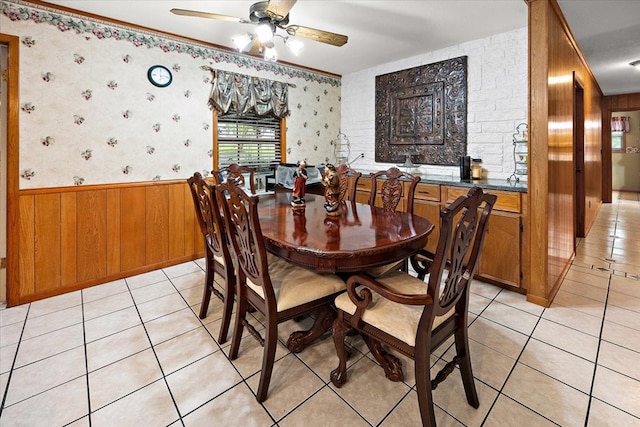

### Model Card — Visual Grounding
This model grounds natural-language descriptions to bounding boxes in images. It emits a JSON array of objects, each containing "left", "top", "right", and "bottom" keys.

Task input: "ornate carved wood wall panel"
[{"left": 375, "top": 56, "right": 468, "bottom": 165}]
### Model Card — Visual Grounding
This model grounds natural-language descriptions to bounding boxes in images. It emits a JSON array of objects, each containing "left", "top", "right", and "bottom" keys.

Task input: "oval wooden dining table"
[
  {"left": 257, "top": 192, "right": 435, "bottom": 273},
  {"left": 256, "top": 191, "right": 435, "bottom": 352}
]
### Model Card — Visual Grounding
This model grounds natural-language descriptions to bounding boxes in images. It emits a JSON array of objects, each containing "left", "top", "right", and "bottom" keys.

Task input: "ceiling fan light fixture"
[
  {"left": 232, "top": 33, "right": 253, "bottom": 52},
  {"left": 263, "top": 43, "right": 277, "bottom": 61},
  {"left": 285, "top": 37, "right": 303, "bottom": 55},
  {"left": 256, "top": 22, "right": 274, "bottom": 43},
  {"left": 630, "top": 60, "right": 640, "bottom": 71}
]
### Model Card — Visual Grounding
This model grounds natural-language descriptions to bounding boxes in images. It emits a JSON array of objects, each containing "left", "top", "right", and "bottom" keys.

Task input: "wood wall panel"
[
  {"left": 185, "top": 184, "right": 201, "bottom": 256},
  {"left": 76, "top": 190, "right": 108, "bottom": 282},
  {"left": 145, "top": 186, "right": 170, "bottom": 264},
  {"left": 34, "top": 194, "right": 61, "bottom": 293},
  {"left": 60, "top": 192, "right": 77, "bottom": 286},
  {"left": 106, "top": 189, "right": 121, "bottom": 275},
  {"left": 168, "top": 183, "right": 186, "bottom": 259},
  {"left": 120, "top": 187, "right": 146, "bottom": 272},
  {"left": 12, "top": 181, "right": 202, "bottom": 305},
  {"left": 528, "top": 0, "right": 604, "bottom": 306},
  {"left": 18, "top": 196, "right": 35, "bottom": 298}
]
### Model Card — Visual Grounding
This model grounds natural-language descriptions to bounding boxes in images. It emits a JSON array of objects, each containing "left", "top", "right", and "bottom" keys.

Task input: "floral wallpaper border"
[{"left": 1, "top": 0, "right": 341, "bottom": 87}]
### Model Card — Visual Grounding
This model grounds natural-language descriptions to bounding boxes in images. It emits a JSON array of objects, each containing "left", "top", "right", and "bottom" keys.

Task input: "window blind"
[{"left": 217, "top": 114, "right": 281, "bottom": 170}]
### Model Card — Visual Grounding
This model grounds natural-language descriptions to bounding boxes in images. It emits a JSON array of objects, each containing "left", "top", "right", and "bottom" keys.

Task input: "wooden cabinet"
[
  {"left": 412, "top": 182, "right": 442, "bottom": 253},
  {"left": 443, "top": 186, "right": 527, "bottom": 290},
  {"left": 355, "top": 177, "right": 528, "bottom": 291},
  {"left": 478, "top": 212, "right": 521, "bottom": 287},
  {"left": 354, "top": 176, "right": 372, "bottom": 204}
]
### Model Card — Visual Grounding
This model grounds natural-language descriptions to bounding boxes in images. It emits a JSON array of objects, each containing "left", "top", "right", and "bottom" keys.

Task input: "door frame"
[
  {"left": 602, "top": 94, "right": 640, "bottom": 202},
  {"left": 0, "top": 33, "right": 20, "bottom": 307},
  {"left": 573, "top": 73, "right": 585, "bottom": 239}
]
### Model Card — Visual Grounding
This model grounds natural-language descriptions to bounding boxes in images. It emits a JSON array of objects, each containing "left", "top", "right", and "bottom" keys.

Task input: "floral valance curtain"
[
  {"left": 612, "top": 116, "right": 630, "bottom": 132},
  {"left": 202, "top": 66, "right": 292, "bottom": 119}
]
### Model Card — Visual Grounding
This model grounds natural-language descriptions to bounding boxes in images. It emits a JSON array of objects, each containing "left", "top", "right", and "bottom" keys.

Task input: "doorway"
[{"left": 611, "top": 110, "right": 640, "bottom": 192}]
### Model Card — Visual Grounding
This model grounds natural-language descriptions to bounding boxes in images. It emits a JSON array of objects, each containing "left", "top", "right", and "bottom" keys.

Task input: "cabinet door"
[
  {"left": 354, "top": 177, "right": 371, "bottom": 204},
  {"left": 412, "top": 199, "right": 441, "bottom": 253},
  {"left": 477, "top": 212, "right": 521, "bottom": 287}
]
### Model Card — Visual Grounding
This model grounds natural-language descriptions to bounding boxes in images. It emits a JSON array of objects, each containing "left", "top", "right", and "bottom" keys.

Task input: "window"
[
  {"left": 216, "top": 113, "right": 282, "bottom": 170},
  {"left": 611, "top": 131, "right": 626, "bottom": 152}
]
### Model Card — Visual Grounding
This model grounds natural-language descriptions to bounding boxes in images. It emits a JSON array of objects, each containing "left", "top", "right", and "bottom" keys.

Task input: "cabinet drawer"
[
  {"left": 355, "top": 177, "right": 371, "bottom": 192},
  {"left": 413, "top": 183, "right": 440, "bottom": 202},
  {"left": 445, "top": 187, "right": 521, "bottom": 213}
]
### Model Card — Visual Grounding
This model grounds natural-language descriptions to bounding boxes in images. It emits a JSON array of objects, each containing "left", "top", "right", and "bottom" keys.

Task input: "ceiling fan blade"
[
  {"left": 266, "top": 0, "right": 297, "bottom": 21},
  {"left": 285, "top": 25, "right": 348, "bottom": 47},
  {"left": 170, "top": 8, "right": 243, "bottom": 23}
]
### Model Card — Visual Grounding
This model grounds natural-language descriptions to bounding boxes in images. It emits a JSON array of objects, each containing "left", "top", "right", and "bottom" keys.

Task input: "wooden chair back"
[
  {"left": 369, "top": 167, "right": 420, "bottom": 213},
  {"left": 425, "top": 186, "right": 496, "bottom": 322},
  {"left": 336, "top": 163, "right": 362, "bottom": 202},
  {"left": 213, "top": 163, "right": 257, "bottom": 194},
  {"left": 187, "top": 172, "right": 227, "bottom": 262},
  {"left": 186, "top": 172, "right": 235, "bottom": 342},
  {"left": 215, "top": 180, "right": 272, "bottom": 301}
]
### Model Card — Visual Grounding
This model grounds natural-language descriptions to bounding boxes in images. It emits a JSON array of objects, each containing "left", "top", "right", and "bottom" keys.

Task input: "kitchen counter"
[
  {"left": 416, "top": 175, "right": 528, "bottom": 193},
  {"left": 353, "top": 170, "right": 527, "bottom": 193}
]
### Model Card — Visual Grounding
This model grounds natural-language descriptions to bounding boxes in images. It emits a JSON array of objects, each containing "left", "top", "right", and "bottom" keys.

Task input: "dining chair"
[
  {"left": 330, "top": 186, "right": 496, "bottom": 427},
  {"left": 366, "top": 166, "right": 420, "bottom": 276},
  {"left": 336, "top": 163, "right": 362, "bottom": 202},
  {"left": 215, "top": 180, "right": 347, "bottom": 403},
  {"left": 187, "top": 172, "right": 235, "bottom": 344},
  {"left": 213, "top": 163, "right": 257, "bottom": 194},
  {"left": 369, "top": 166, "right": 420, "bottom": 213}
]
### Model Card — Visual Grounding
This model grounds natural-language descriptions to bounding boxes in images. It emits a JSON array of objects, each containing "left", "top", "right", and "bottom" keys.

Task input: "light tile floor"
[{"left": 1, "top": 191, "right": 639, "bottom": 426}]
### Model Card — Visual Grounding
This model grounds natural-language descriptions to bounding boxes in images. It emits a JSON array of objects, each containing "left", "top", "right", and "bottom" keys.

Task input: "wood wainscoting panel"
[
  {"left": 106, "top": 189, "right": 121, "bottom": 275},
  {"left": 13, "top": 180, "right": 204, "bottom": 305},
  {"left": 168, "top": 183, "right": 186, "bottom": 259},
  {"left": 120, "top": 186, "right": 146, "bottom": 272},
  {"left": 61, "top": 192, "right": 78, "bottom": 286},
  {"left": 34, "top": 194, "right": 61, "bottom": 293},
  {"left": 18, "top": 195, "right": 35, "bottom": 298},
  {"left": 145, "top": 185, "right": 170, "bottom": 265},
  {"left": 76, "top": 190, "right": 108, "bottom": 283}
]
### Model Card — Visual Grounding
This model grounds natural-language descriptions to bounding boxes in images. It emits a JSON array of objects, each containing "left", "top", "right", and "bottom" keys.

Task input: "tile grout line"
[
  {"left": 78, "top": 289, "right": 91, "bottom": 427},
  {"left": 124, "top": 271, "right": 187, "bottom": 427},
  {"left": 582, "top": 267, "right": 613, "bottom": 427},
  {"left": 0, "top": 304, "right": 31, "bottom": 418},
  {"left": 478, "top": 310, "right": 558, "bottom": 426},
  {"left": 165, "top": 264, "right": 280, "bottom": 426}
]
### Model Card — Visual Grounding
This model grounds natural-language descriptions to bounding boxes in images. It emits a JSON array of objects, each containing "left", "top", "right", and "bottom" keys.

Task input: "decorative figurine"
[
  {"left": 323, "top": 163, "right": 341, "bottom": 215},
  {"left": 291, "top": 160, "right": 307, "bottom": 209}
]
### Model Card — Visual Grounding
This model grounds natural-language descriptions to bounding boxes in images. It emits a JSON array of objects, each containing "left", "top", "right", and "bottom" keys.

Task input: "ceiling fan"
[{"left": 171, "top": 0, "right": 348, "bottom": 59}]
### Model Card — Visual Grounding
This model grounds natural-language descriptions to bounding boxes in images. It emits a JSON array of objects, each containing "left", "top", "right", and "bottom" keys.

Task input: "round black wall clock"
[{"left": 147, "top": 65, "right": 172, "bottom": 87}]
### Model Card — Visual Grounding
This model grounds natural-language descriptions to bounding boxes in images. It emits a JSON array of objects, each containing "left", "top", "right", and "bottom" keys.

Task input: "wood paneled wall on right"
[{"left": 528, "top": 0, "right": 603, "bottom": 306}]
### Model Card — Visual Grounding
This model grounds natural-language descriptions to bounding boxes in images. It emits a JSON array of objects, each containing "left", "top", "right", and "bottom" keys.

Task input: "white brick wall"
[{"left": 340, "top": 27, "right": 528, "bottom": 181}]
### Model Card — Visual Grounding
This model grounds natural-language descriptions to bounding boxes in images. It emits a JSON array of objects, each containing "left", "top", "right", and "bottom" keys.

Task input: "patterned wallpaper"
[{"left": 1, "top": 1, "right": 342, "bottom": 189}]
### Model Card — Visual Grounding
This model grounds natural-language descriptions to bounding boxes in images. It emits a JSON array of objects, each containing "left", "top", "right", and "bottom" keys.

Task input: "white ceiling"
[{"left": 40, "top": 0, "right": 640, "bottom": 95}]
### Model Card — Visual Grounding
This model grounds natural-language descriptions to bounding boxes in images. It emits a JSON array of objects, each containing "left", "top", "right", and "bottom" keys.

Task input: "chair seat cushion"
[
  {"left": 334, "top": 270, "right": 453, "bottom": 347},
  {"left": 248, "top": 257, "right": 346, "bottom": 312},
  {"left": 366, "top": 260, "right": 403, "bottom": 277}
]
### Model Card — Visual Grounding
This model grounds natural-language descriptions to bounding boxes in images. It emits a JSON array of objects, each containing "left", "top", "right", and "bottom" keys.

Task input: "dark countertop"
[
  {"left": 354, "top": 169, "right": 528, "bottom": 193},
  {"left": 415, "top": 174, "right": 528, "bottom": 193}
]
